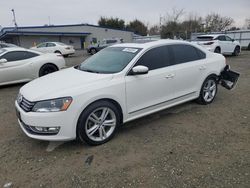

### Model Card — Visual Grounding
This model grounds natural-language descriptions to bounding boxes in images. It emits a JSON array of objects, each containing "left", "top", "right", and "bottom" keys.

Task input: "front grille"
[{"left": 19, "top": 97, "right": 35, "bottom": 112}]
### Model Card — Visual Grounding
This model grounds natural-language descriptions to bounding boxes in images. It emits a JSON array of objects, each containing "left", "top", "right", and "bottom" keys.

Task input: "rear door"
[
  {"left": 225, "top": 36, "right": 236, "bottom": 53},
  {"left": 217, "top": 35, "right": 228, "bottom": 53},
  {"left": 169, "top": 44, "right": 207, "bottom": 98},
  {"left": 125, "top": 45, "right": 175, "bottom": 114}
]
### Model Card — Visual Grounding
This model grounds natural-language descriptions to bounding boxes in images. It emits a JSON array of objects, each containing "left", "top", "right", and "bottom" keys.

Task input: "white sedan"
[
  {"left": 0, "top": 48, "right": 66, "bottom": 86},
  {"left": 15, "top": 40, "right": 239, "bottom": 145},
  {"left": 31, "top": 42, "right": 75, "bottom": 57},
  {"left": 193, "top": 34, "right": 241, "bottom": 56}
]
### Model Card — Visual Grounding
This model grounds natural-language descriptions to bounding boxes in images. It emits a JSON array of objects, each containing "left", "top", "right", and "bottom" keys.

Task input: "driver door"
[
  {"left": 125, "top": 46, "right": 175, "bottom": 115},
  {"left": 0, "top": 51, "right": 33, "bottom": 84}
]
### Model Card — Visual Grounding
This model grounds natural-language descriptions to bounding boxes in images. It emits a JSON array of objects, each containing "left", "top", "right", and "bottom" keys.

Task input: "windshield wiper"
[{"left": 81, "top": 68, "right": 100, "bottom": 73}]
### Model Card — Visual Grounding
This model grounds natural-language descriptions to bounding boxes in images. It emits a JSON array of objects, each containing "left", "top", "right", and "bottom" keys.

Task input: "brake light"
[{"left": 204, "top": 42, "right": 214, "bottom": 45}]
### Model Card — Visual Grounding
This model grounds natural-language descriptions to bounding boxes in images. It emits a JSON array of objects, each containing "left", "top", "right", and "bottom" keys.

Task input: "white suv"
[
  {"left": 193, "top": 34, "right": 241, "bottom": 56},
  {"left": 15, "top": 40, "right": 239, "bottom": 145}
]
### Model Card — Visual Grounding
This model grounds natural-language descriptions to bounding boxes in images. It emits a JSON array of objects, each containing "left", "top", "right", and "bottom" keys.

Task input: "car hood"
[{"left": 20, "top": 67, "right": 114, "bottom": 101}]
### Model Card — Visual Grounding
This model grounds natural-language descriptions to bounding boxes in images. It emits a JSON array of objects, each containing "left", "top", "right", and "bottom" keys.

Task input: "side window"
[
  {"left": 217, "top": 36, "right": 226, "bottom": 41},
  {"left": 37, "top": 43, "right": 46, "bottom": 48},
  {"left": 24, "top": 51, "right": 39, "bottom": 59},
  {"left": 171, "top": 44, "right": 204, "bottom": 65},
  {"left": 47, "top": 43, "right": 56, "bottom": 47},
  {"left": 135, "top": 46, "right": 170, "bottom": 71},
  {"left": 1, "top": 51, "right": 27, "bottom": 62},
  {"left": 225, "top": 36, "right": 233, "bottom": 41},
  {"left": 196, "top": 48, "right": 206, "bottom": 59}
]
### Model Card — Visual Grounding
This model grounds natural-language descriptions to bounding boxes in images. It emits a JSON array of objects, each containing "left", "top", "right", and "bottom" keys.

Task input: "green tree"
[
  {"left": 126, "top": 19, "right": 148, "bottom": 36},
  {"left": 98, "top": 17, "right": 125, "bottom": 30}
]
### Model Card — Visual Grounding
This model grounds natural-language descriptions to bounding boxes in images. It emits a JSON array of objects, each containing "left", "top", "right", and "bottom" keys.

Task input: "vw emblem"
[{"left": 17, "top": 94, "right": 23, "bottom": 104}]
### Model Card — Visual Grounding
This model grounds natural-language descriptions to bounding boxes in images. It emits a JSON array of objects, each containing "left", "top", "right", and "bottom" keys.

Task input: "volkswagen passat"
[{"left": 15, "top": 40, "right": 239, "bottom": 145}]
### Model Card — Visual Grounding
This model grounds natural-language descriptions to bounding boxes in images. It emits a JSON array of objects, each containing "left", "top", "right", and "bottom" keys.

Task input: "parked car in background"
[
  {"left": 0, "top": 42, "right": 18, "bottom": 48},
  {"left": 192, "top": 34, "right": 241, "bottom": 56},
  {"left": 15, "top": 40, "right": 239, "bottom": 145},
  {"left": 31, "top": 42, "right": 75, "bottom": 57},
  {"left": 0, "top": 48, "right": 65, "bottom": 86},
  {"left": 87, "top": 38, "right": 123, "bottom": 55}
]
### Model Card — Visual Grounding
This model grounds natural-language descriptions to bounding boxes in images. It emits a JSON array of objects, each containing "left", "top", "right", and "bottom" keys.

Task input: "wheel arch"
[
  {"left": 77, "top": 98, "right": 124, "bottom": 125},
  {"left": 38, "top": 63, "right": 59, "bottom": 77},
  {"left": 198, "top": 73, "right": 219, "bottom": 94}
]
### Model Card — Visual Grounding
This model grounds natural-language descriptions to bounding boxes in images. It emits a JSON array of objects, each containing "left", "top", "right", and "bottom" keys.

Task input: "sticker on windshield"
[{"left": 122, "top": 48, "right": 138, "bottom": 53}]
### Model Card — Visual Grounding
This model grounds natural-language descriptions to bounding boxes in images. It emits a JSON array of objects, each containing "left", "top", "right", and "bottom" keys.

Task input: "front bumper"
[{"left": 15, "top": 101, "right": 76, "bottom": 141}]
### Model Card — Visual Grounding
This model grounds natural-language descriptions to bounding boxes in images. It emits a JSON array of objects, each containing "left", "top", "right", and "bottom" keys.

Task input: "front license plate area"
[{"left": 220, "top": 65, "right": 240, "bottom": 90}]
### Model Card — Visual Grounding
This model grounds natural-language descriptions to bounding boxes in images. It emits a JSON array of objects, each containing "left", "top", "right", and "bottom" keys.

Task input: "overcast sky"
[{"left": 0, "top": 0, "right": 249, "bottom": 28}]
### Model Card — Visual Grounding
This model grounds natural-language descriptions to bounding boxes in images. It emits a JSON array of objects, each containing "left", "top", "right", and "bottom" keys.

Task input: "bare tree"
[
  {"left": 244, "top": 18, "right": 250, "bottom": 29},
  {"left": 164, "top": 8, "right": 185, "bottom": 23},
  {"left": 204, "top": 13, "right": 234, "bottom": 32}
]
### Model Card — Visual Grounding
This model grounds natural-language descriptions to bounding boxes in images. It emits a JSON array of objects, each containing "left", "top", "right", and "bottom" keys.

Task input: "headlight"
[{"left": 32, "top": 97, "right": 72, "bottom": 112}]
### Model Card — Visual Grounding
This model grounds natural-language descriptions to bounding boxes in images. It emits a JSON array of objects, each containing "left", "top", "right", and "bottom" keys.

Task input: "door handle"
[
  {"left": 199, "top": 66, "right": 206, "bottom": 70},
  {"left": 165, "top": 73, "right": 175, "bottom": 79}
]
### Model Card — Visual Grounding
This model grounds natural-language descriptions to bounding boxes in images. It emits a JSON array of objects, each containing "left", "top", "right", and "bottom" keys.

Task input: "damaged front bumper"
[{"left": 219, "top": 65, "right": 240, "bottom": 90}]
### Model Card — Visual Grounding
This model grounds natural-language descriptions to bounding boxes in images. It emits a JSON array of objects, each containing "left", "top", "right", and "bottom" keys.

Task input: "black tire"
[
  {"left": 54, "top": 50, "right": 62, "bottom": 54},
  {"left": 77, "top": 100, "right": 121, "bottom": 146},
  {"left": 248, "top": 43, "right": 250, "bottom": 50},
  {"left": 90, "top": 48, "right": 97, "bottom": 55},
  {"left": 233, "top": 46, "right": 240, "bottom": 56},
  {"left": 214, "top": 47, "right": 221, "bottom": 54},
  {"left": 39, "top": 64, "right": 58, "bottom": 77},
  {"left": 196, "top": 76, "right": 218, "bottom": 105}
]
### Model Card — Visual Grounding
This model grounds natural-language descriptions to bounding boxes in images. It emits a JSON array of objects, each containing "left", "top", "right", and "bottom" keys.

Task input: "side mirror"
[
  {"left": 0, "top": 58, "right": 7, "bottom": 64},
  {"left": 131, "top": 65, "right": 149, "bottom": 75}
]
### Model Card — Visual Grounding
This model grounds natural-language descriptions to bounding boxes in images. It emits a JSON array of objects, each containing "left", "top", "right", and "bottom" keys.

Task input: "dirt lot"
[{"left": 0, "top": 50, "right": 250, "bottom": 188}]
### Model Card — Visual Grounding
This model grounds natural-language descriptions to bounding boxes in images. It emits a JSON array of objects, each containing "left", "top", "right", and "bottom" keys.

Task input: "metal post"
[{"left": 11, "top": 9, "right": 18, "bottom": 29}]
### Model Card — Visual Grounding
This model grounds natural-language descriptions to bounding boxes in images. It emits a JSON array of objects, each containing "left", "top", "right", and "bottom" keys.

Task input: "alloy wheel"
[
  {"left": 203, "top": 79, "right": 217, "bottom": 102},
  {"left": 85, "top": 107, "right": 116, "bottom": 142}
]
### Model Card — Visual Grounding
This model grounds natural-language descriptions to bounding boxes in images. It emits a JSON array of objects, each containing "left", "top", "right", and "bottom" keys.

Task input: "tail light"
[{"left": 204, "top": 42, "right": 214, "bottom": 45}]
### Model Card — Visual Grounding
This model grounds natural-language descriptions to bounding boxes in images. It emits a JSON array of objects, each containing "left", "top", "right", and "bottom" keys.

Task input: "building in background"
[{"left": 0, "top": 24, "right": 134, "bottom": 49}]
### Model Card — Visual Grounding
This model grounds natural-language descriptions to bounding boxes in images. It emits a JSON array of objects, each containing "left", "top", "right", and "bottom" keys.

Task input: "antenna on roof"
[{"left": 11, "top": 9, "right": 18, "bottom": 29}]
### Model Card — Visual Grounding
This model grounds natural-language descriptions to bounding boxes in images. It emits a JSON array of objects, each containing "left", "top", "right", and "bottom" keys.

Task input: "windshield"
[
  {"left": 78, "top": 47, "right": 141, "bottom": 74},
  {"left": 0, "top": 49, "right": 6, "bottom": 55}
]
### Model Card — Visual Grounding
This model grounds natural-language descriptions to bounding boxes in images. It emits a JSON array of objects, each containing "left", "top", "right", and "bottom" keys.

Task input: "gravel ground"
[{"left": 0, "top": 50, "right": 249, "bottom": 188}]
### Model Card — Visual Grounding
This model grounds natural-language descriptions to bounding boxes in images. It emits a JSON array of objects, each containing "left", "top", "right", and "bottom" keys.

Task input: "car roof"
[
  {"left": 113, "top": 39, "right": 196, "bottom": 50},
  {"left": 1, "top": 47, "right": 42, "bottom": 54}
]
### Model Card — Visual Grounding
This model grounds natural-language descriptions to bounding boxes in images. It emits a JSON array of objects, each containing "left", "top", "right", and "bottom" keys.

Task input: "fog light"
[{"left": 30, "top": 126, "right": 60, "bottom": 134}]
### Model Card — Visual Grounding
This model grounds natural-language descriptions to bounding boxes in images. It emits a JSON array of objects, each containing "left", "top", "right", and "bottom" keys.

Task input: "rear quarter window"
[{"left": 171, "top": 44, "right": 206, "bottom": 65}]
